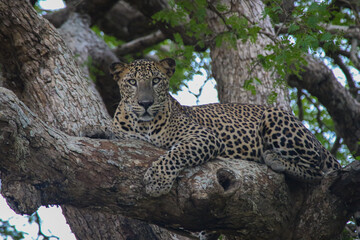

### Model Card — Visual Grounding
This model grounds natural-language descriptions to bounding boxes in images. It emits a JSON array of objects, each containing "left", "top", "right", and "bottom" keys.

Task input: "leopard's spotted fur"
[{"left": 109, "top": 58, "right": 341, "bottom": 197}]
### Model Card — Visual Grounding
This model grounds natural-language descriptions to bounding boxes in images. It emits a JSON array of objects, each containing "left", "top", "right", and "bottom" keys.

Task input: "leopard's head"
[{"left": 110, "top": 58, "right": 175, "bottom": 122}]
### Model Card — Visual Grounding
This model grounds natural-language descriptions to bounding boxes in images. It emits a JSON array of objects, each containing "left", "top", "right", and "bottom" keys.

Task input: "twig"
[
  {"left": 303, "top": 91, "right": 332, "bottom": 132},
  {"left": 206, "top": 1, "right": 233, "bottom": 32},
  {"left": 330, "top": 136, "right": 342, "bottom": 156},
  {"left": 114, "top": 30, "right": 166, "bottom": 56},
  {"left": 187, "top": 74, "right": 213, "bottom": 105},
  {"left": 332, "top": 53, "right": 358, "bottom": 98},
  {"left": 33, "top": 212, "right": 60, "bottom": 240}
]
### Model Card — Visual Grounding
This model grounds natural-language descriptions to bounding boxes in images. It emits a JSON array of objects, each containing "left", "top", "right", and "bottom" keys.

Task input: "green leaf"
[
  {"left": 216, "top": 3, "right": 228, "bottom": 12},
  {"left": 243, "top": 78, "right": 257, "bottom": 95},
  {"left": 320, "top": 32, "right": 332, "bottom": 42},
  {"left": 288, "top": 24, "right": 300, "bottom": 33},
  {"left": 267, "top": 91, "right": 278, "bottom": 104}
]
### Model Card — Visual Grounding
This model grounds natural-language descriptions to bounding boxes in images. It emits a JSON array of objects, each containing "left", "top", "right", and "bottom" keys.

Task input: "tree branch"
[
  {"left": 43, "top": 0, "right": 118, "bottom": 27},
  {"left": 0, "top": 86, "right": 359, "bottom": 239},
  {"left": 331, "top": 53, "right": 358, "bottom": 98},
  {"left": 324, "top": 24, "right": 360, "bottom": 39},
  {"left": 287, "top": 55, "right": 360, "bottom": 158},
  {"left": 331, "top": 161, "right": 360, "bottom": 209},
  {"left": 114, "top": 30, "right": 167, "bottom": 57},
  {"left": 296, "top": 88, "right": 304, "bottom": 121},
  {"left": 275, "top": 24, "right": 360, "bottom": 40},
  {"left": 58, "top": 12, "right": 121, "bottom": 116},
  {"left": 125, "top": 0, "right": 209, "bottom": 51},
  {"left": 0, "top": 2, "right": 182, "bottom": 239}
]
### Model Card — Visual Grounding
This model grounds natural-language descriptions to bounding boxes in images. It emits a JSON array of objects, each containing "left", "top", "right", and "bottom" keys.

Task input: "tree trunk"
[
  {"left": 0, "top": 2, "right": 187, "bottom": 239},
  {"left": 1, "top": 85, "right": 359, "bottom": 239},
  {"left": 0, "top": 1, "right": 359, "bottom": 240},
  {"left": 207, "top": 0, "right": 290, "bottom": 111}
]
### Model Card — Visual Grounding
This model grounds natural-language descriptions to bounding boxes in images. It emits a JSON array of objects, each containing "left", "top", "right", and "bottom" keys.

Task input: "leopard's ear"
[
  {"left": 159, "top": 58, "right": 176, "bottom": 78},
  {"left": 109, "top": 62, "right": 127, "bottom": 77}
]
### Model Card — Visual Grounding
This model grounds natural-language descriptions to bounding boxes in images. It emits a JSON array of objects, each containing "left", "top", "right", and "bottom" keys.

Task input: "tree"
[{"left": 0, "top": 0, "right": 359, "bottom": 239}]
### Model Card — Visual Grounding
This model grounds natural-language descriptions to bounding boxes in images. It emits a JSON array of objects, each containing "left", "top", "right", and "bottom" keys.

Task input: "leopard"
[{"left": 109, "top": 58, "right": 341, "bottom": 198}]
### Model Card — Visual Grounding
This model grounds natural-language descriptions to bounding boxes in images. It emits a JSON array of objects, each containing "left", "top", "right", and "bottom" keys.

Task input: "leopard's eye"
[
  {"left": 152, "top": 77, "right": 161, "bottom": 85},
  {"left": 127, "top": 79, "right": 137, "bottom": 86}
]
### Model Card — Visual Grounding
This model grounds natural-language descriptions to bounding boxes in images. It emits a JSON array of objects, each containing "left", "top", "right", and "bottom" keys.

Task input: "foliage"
[
  {"left": 82, "top": 56, "right": 105, "bottom": 83},
  {"left": 152, "top": 0, "right": 212, "bottom": 49},
  {"left": 0, "top": 211, "right": 60, "bottom": 240},
  {"left": 91, "top": 26, "right": 123, "bottom": 49},
  {"left": 0, "top": 219, "right": 25, "bottom": 240},
  {"left": 290, "top": 89, "right": 352, "bottom": 165},
  {"left": 154, "top": 40, "right": 211, "bottom": 94}
]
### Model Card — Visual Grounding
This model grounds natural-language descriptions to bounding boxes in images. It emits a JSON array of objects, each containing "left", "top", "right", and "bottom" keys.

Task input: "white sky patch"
[
  {"left": 38, "top": 0, "right": 65, "bottom": 10},
  {"left": 173, "top": 74, "right": 219, "bottom": 106},
  {"left": 0, "top": 196, "right": 75, "bottom": 239}
]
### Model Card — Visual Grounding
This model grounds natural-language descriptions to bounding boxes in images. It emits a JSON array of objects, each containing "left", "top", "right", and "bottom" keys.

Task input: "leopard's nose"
[{"left": 138, "top": 100, "right": 154, "bottom": 110}]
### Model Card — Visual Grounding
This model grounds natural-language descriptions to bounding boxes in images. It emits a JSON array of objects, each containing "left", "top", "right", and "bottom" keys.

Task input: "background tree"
[{"left": 0, "top": 0, "right": 359, "bottom": 239}]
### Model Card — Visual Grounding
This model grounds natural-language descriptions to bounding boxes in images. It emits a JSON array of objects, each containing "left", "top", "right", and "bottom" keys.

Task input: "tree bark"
[
  {"left": 206, "top": 0, "right": 290, "bottom": 111},
  {"left": 0, "top": 85, "right": 359, "bottom": 239},
  {"left": 57, "top": 12, "right": 120, "bottom": 116},
  {"left": 0, "top": 2, "right": 186, "bottom": 240},
  {"left": 1, "top": 1, "right": 359, "bottom": 240}
]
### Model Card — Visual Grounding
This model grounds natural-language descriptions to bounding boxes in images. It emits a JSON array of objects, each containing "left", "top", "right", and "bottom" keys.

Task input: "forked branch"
[{"left": 0, "top": 87, "right": 358, "bottom": 239}]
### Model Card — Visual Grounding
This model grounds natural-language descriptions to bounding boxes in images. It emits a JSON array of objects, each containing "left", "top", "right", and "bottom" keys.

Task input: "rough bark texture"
[
  {"left": 207, "top": 0, "right": 290, "bottom": 110},
  {"left": 58, "top": 12, "right": 120, "bottom": 116},
  {"left": 0, "top": 86, "right": 359, "bottom": 239},
  {"left": 0, "top": 2, "right": 186, "bottom": 240},
  {"left": 0, "top": 1, "right": 109, "bottom": 131},
  {"left": 0, "top": 1, "right": 359, "bottom": 240}
]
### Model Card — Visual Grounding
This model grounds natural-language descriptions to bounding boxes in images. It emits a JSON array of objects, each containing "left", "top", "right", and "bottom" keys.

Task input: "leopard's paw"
[{"left": 143, "top": 165, "right": 177, "bottom": 197}]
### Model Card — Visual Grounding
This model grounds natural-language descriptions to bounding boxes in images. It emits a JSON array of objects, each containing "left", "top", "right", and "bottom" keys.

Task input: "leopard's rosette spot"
[
  {"left": 109, "top": 58, "right": 341, "bottom": 197},
  {"left": 144, "top": 163, "right": 178, "bottom": 197}
]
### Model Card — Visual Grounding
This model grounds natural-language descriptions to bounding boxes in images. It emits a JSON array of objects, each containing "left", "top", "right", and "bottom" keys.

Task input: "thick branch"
[
  {"left": 0, "top": 1, "right": 110, "bottom": 133},
  {"left": 114, "top": 30, "right": 166, "bottom": 57},
  {"left": 331, "top": 53, "right": 358, "bottom": 98},
  {"left": 275, "top": 23, "right": 360, "bottom": 40},
  {"left": 349, "top": 38, "right": 360, "bottom": 70},
  {"left": 43, "top": 0, "right": 118, "bottom": 27},
  {"left": 331, "top": 161, "right": 360, "bottom": 209},
  {"left": 207, "top": 0, "right": 291, "bottom": 110},
  {"left": 44, "top": 0, "right": 159, "bottom": 44},
  {"left": 324, "top": 24, "right": 360, "bottom": 40},
  {"left": 0, "top": 2, "right": 180, "bottom": 239},
  {"left": 125, "top": 0, "right": 209, "bottom": 51},
  {"left": 58, "top": 12, "right": 120, "bottom": 116},
  {"left": 0, "top": 87, "right": 357, "bottom": 239},
  {"left": 97, "top": 1, "right": 159, "bottom": 42},
  {"left": 287, "top": 55, "right": 360, "bottom": 157}
]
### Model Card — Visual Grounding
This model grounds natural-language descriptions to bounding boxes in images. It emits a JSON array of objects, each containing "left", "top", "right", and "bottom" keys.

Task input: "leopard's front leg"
[{"left": 144, "top": 132, "right": 225, "bottom": 197}]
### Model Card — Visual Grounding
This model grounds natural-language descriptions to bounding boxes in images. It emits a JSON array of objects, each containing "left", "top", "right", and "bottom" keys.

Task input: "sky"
[{"left": 1, "top": 0, "right": 357, "bottom": 239}]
